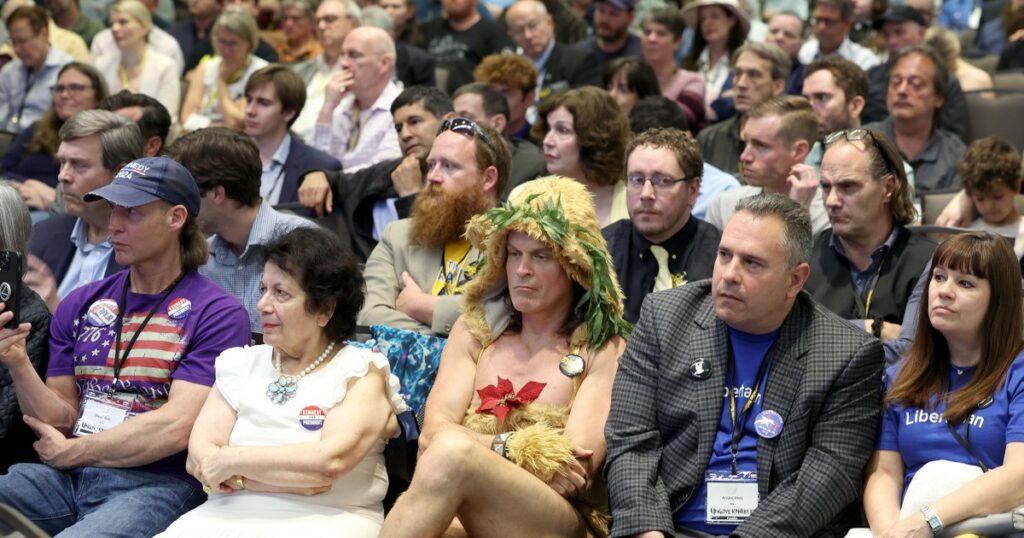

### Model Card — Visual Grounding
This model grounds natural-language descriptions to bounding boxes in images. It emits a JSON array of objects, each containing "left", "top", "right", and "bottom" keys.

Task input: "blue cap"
[{"left": 84, "top": 156, "right": 200, "bottom": 216}]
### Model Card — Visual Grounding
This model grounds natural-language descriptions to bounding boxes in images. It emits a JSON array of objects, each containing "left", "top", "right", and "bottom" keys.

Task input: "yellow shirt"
[{"left": 431, "top": 239, "right": 475, "bottom": 296}]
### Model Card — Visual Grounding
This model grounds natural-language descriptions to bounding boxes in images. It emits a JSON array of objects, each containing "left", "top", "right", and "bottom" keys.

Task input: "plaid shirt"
[
  {"left": 199, "top": 203, "right": 317, "bottom": 333},
  {"left": 311, "top": 81, "right": 402, "bottom": 173}
]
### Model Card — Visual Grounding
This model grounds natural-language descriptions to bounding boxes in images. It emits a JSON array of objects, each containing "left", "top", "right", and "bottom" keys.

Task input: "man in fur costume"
[{"left": 380, "top": 177, "right": 631, "bottom": 538}]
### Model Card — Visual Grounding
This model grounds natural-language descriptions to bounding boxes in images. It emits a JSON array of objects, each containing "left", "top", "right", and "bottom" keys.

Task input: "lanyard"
[
  {"left": 111, "top": 273, "right": 184, "bottom": 385},
  {"left": 942, "top": 373, "right": 990, "bottom": 472},
  {"left": 725, "top": 339, "right": 776, "bottom": 475},
  {"left": 14, "top": 67, "right": 36, "bottom": 129},
  {"left": 947, "top": 418, "right": 989, "bottom": 472},
  {"left": 852, "top": 253, "right": 888, "bottom": 320},
  {"left": 118, "top": 48, "right": 148, "bottom": 90}
]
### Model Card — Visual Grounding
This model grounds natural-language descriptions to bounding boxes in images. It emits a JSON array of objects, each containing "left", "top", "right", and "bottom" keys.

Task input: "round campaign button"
[
  {"left": 167, "top": 298, "right": 192, "bottom": 320},
  {"left": 559, "top": 354, "right": 586, "bottom": 378},
  {"left": 87, "top": 299, "right": 119, "bottom": 327},
  {"left": 689, "top": 358, "right": 711, "bottom": 380},
  {"left": 978, "top": 396, "right": 995, "bottom": 409},
  {"left": 754, "top": 410, "right": 784, "bottom": 439},
  {"left": 299, "top": 405, "right": 327, "bottom": 431}
]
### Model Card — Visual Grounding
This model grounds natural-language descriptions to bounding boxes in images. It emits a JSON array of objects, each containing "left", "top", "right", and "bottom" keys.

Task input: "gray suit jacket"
[
  {"left": 606, "top": 280, "right": 883, "bottom": 537},
  {"left": 357, "top": 218, "right": 480, "bottom": 337}
]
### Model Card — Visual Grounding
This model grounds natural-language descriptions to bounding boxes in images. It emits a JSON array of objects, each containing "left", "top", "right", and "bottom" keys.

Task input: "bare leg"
[{"left": 381, "top": 429, "right": 589, "bottom": 538}]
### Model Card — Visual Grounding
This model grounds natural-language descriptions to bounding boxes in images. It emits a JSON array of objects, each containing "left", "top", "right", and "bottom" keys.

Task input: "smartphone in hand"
[{"left": 0, "top": 250, "right": 23, "bottom": 329}]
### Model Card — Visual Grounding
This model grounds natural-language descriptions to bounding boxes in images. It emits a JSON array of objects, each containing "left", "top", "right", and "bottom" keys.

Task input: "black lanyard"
[
  {"left": 14, "top": 67, "right": 35, "bottom": 129},
  {"left": 111, "top": 273, "right": 184, "bottom": 385},
  {"left": 947, "top": 418, "right": 989, "bottom": 472},
  {"left": 725, "top": 339, "right": 777, "bottom": 475}
]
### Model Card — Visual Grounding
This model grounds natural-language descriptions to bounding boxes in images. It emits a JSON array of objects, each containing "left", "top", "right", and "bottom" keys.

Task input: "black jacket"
[
  {"left": 804, "top": 226, "right": 936, "bottom": 324},
  {"left": 324, "top": 159, "right": 413, "bottom": 263},
  {"left": 537, "top": 42, "right": 601, "bottom": 99},
  {"left": 0, "top": 287, "right": 50, "bottom": 472}
]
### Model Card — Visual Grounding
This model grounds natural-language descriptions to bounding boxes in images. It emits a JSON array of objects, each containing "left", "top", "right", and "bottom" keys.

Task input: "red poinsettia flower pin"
[{"left": 476, "top": 377, "right": 546, "bottom": 422}]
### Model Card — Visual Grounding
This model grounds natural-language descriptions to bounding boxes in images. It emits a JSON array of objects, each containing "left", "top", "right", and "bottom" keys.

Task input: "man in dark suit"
[
  {"left": 242, "top": 65, "right": 341, "bottom": 216},
  {"left": 26, "top": 111, "right": 143, "bottom": 312},
  {"left": 606, "top": 192, "right": 884, "bottom": 537},
  {"left": 603, "top": 128, "right": 720, "bottom": 324},
  {"left": 505, "top": 0, "right": 600, "bottom": 101}
]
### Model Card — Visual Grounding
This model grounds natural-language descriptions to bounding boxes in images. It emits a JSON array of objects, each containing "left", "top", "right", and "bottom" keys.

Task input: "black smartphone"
[{"left": 0, "top": 250, "right": 23, "bottom": 329}]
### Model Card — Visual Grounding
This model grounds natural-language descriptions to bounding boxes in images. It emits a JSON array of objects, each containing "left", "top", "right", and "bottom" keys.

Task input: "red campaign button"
[{"left": 299, "top": 405, "right": 326, "bottom": 431}]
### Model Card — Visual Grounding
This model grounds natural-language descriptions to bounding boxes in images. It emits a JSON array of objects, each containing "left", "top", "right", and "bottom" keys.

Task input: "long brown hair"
[
  {"left": 887, "top": 233, "right": 1024, "bottom": 424},
  {"left": 27, "top": 62, "right": 108, "bottom": 157}
]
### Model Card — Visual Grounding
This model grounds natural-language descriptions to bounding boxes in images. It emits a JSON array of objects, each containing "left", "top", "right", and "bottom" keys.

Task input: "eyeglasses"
[
  {"left": 624, "top": 174, "right": 692, "bottom": 191},
  {"left": 437, "top": 117, "right": 494, "bottom": 149},
  {"left": 811, "top": 16, "right": 842, "bottom": 27},
  {"left": 509, "top": 18, "right": 543, "bottom": 38},
  {"left": 50, "top": 83, "right": 92, "bottom": 95},
  {"left": 824, "top": 128, "right": 898, "bottom": 176}
]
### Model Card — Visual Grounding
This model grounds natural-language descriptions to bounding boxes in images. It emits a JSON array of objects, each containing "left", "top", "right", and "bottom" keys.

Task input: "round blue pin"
[{"left": 754, "top": 410, "right": 784, "bottom": 439}]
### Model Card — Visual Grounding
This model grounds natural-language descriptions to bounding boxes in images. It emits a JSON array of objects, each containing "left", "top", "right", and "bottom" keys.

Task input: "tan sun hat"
[{"left": 680, "top": 0, "right": 751, "bottom": 39}]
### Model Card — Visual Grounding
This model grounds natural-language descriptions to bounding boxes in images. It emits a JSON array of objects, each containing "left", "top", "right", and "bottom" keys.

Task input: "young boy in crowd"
[{"left": 962, "top": 137, "right": 1023, "bottom": 238}]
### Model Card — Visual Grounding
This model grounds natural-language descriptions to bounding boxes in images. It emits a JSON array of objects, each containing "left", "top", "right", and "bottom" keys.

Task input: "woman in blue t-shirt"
[{"left": 863, "top": 232, "right": 1024, "bottom": 536}]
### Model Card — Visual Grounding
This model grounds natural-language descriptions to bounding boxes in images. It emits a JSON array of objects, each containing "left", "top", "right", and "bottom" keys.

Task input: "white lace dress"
[{"left": 157, "top": 344, "right": 406, "bottom": 537}]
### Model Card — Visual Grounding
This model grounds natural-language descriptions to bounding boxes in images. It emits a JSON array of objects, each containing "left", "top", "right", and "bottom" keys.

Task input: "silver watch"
[{"left": 920, "top": 505, "right": 944, "bottom": 536}]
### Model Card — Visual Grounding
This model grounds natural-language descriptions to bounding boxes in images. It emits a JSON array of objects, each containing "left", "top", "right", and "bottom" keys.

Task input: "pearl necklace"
[{"left": 266, "top": 341, "right": 336, "bottom": 404}]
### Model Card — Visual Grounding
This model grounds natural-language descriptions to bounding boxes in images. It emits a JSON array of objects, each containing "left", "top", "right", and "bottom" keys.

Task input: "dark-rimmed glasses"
[
  {"left": 824, "top": 128, "right": 898, "bottom": 176},
  {"left": 624, "top": 174, "right": 693, "bottom": 192},
  {"left": 437, "top": 117, "right": 494, "bottom": 149}
]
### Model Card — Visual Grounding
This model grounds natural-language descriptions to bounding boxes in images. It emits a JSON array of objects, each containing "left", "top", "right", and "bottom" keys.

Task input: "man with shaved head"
[
  {"left": 312, "top": 25, "right": 402, "bottom": 172},
  {"left": 505, "top": 0, "right": 600, "bottom": 100}
]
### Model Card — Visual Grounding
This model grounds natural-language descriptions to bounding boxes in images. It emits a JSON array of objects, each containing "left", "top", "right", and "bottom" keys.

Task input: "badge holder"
[
  {"left": 72, "top": 389, "right": 137, "bottom": 437},
  {"left": 705, "top": 470, "right": 759, "bottom": 525}
]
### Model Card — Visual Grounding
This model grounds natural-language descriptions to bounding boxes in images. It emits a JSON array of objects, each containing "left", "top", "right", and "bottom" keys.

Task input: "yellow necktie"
[
  {"left": 651, "top": 245, "right": 673, "bottom": 292},
  {"left": 347, "top": 108, "right": 361, "bottom": 152}
]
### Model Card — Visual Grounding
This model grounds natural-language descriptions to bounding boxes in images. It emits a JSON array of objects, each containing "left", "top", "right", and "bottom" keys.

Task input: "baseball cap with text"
[{"left": 84, "top": 156, "right": 200, "bottom": 217}]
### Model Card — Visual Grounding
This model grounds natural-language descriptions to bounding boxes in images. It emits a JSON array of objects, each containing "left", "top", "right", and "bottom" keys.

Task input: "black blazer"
[
  {"left": 606, "top": 282, "right": 884, "bottom": 537},
  {"left": 538, "top": 42, "right": 601, "bottom": 99},
  {"left": 29, "top": 214, "right": 124, "bottom": 286},
  {"left": 395, "top": 42, "right": 436, "bottom": 89},
  {"left": 804, "top": 226, "right": 936, "bottom": 325},
  {"left": 324, "top": 158, "right": 412, "bottom": 262},
  {"left": 280, "top": 135, "right": 342, "bottom": 217}
]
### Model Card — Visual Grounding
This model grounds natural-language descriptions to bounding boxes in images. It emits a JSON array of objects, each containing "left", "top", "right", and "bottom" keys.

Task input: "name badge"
[
  {"left": 72, "top": 389, "right": 136, "bottom": 437},
  {"left": 705, "top": 471, "right": 759, "bottom": 525}
]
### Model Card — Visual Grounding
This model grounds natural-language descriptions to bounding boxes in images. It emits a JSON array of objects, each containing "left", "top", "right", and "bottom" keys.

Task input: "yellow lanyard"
[{"left": 118, "top": 49, "right": 147, "bottom": 91}]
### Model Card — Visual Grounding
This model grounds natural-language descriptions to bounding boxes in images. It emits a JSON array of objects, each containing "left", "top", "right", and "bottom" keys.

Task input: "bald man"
[
  {"left": 505, "top": 0, "right": 600, "bottom": 101},
  {"left": 312, "top": 26, "right": 402, "bottom": 172}
]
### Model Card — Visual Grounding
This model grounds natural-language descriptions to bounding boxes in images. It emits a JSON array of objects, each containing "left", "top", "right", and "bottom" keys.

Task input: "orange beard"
[{"left": 409, "top": 183, "right": 494, "bottom": 247}]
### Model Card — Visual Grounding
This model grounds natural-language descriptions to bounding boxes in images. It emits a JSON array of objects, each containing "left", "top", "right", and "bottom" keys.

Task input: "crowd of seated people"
[{"left": 2, "top": 0, "right": 1024, "bottom": 535}]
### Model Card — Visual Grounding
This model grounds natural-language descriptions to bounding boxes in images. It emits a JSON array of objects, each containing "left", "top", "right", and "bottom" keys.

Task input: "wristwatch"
[
  {"left": 491, "top": 432, "right": 512, "bottom": 458},
  {"left": 920, "top": 505, "right": 944, "bottom": 536},
  {"left": 871, "top": 317, "right": 884, "bottom": 339}
]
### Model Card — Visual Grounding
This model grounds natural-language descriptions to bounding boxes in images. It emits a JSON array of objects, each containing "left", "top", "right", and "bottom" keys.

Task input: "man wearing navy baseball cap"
[{"left": 0, "top": 156, "right": 251, "bottom": 536}]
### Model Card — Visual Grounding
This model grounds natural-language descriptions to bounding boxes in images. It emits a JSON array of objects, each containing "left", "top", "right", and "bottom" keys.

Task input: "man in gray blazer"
[
  {"left": 606, "top": 192, "right": 884, "bottom": 537},
  {"left": 358, "top": 118, "right": 511, "bottom": 336}
]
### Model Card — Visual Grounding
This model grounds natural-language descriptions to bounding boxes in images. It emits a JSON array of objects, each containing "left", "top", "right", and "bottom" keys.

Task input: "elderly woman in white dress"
[
  {"left": 92, "top": 0, "right": 180, "bottom": 119},
  {"left": 179, "top": 6, "right": 268, "bottom": 131},
  {"left": 157, "top": 227, "right": 406, "bottom": 537}
]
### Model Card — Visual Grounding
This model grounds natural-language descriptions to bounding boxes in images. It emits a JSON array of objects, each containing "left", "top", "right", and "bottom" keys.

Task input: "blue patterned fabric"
[{"left": 349, "top": 325, "right": 446, "bottom": 413}]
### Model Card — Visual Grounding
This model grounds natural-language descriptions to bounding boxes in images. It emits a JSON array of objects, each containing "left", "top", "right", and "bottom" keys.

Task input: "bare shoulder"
[
  {"left": 445, "top": 317, "right": 485, "bottom": 362},
  {"left": 588, "top": 336, "right": 627, "bottom": 371}
]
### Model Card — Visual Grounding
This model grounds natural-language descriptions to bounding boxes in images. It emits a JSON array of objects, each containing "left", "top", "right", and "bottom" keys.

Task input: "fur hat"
[{"left": 461, "top": 177, "right": 631, "bottom": 350}]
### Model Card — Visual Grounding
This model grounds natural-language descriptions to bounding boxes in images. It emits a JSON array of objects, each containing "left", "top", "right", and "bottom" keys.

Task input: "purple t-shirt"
[{"left": 48, "top": 270, "right": 250, "bottom": 484}]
